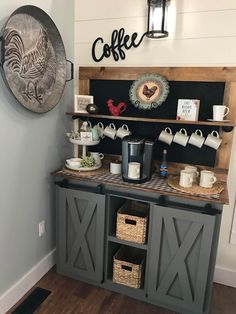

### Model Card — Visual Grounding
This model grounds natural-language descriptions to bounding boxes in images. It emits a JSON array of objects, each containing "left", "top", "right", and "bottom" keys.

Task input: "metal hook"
[{"left": 0, "top": 36, "right": 5, "bottom": 67}]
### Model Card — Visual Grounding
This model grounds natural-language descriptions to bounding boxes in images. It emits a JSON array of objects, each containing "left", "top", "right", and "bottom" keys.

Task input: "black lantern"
[{"left": 146, "top": 0, "right": 169, "bottom": 39}]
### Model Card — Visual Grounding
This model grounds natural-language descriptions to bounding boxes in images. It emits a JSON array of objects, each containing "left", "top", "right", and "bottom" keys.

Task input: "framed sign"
[
  {"left": 129, "top": 74, "right": 170, "bottom": 110},
  {"left": 74, "top": 95, "right": 94, "bottom": 113},
  {"left": 176, "top": 99, "right": 200, "bottom": 121}
]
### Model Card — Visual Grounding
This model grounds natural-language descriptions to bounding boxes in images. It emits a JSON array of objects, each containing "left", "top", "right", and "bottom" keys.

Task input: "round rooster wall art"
[
  {"left": 0, "top": 5, "right": 67, "bottom": 113},
  {"left": 129, "top": 74, "right": 170, "bottom": 110}
]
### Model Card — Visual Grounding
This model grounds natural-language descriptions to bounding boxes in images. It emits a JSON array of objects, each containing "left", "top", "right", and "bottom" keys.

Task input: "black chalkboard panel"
[{"left": 88, "top": 80, "right": 225, "bottom": 167}]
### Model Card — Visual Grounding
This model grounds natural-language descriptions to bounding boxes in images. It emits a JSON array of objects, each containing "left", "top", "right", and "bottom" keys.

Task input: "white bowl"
[{"left": 65, "top": 158, "right": 82, "bottom": 169}]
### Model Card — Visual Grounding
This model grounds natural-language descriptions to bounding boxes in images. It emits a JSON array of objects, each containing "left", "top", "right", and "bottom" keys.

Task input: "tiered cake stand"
[
  {"left": 68, "top": 138, "right": 101, "bottom": 171},
  {"left": 69, "top": 138, "right": 100, "bottom": 157}
]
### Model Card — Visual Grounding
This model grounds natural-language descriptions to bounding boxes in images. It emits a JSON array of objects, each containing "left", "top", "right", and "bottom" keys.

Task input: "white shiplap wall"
[
  {"left": 75, "top": 0, "right": 236, "bottom": 66},
  {"left": 75, "top": 0, "right": 236, "bottom": 284}
]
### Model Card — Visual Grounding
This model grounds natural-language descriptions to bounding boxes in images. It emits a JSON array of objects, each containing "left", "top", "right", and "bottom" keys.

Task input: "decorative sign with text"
[
  {"left": 91, "top": 28, "right": 147, "bottom": 62},
  {"left": 176, "top": 99, "right": 200, "bottom": 121}
]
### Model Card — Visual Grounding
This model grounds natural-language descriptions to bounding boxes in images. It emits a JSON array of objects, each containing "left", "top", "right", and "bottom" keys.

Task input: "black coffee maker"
[{"left": 122, "top": 136, "right": 154, "bottom": 183}]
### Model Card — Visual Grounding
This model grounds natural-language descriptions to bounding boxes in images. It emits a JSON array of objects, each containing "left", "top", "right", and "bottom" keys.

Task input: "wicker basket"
[
  {"left": 113, "top": 246, "right": 145, "bottom": 289},
  {"left": 116, "top": 200, "right": 149, "bottom": 244}
]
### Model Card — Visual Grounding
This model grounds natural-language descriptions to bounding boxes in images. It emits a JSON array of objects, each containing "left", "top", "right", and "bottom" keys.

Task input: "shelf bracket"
[
  {"left": 72, "top": 115, "right": 91, "bottom": 123},
  {"left": 221, "top": 126, "right": 234, "bottom": 133}
]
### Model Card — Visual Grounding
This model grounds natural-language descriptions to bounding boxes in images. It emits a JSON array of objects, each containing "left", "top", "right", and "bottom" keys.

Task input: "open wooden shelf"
[
  {"left": 105, "top": 279, "right": 146, "bottom": 296},
  {"left": 108, "top": 235, "right": 148, "bottom": 250},
  {"left": 105, "top": 279, "right": 145, "bottom": 294},
  {"left": 66, "top": 112, "right": 236, "bottom": 127}
]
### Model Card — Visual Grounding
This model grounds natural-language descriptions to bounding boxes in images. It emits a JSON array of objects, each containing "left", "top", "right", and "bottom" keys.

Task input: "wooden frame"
[{"left": 78, "top": 66, "right": 236, "bottom": 173}]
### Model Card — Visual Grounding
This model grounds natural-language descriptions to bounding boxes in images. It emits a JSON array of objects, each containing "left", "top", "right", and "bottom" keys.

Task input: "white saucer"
[
  {"left": 65, "top": 163, "right": 102, "bottom": 172},
  {"left": 207, "top": 119, "right": 231, "bottom": 122},
  {"left": 69, "top": 138, "right": 100, "bottom": 146}
]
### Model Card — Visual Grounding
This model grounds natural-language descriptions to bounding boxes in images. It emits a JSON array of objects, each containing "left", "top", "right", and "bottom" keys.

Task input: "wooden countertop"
[{"left": 52, "top": 164, "right": 229, "bottom": 205}]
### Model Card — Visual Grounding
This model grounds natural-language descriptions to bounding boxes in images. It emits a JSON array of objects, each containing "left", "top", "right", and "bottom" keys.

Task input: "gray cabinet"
[
  {"left": 147, "top": 204, "right": 217, "bottom": 314},
  {"left": 56, "top": 186, "right": 105, "bottom": 283},
  {"left": 55, "top": 181, "right": 222, "bottom": 314}
]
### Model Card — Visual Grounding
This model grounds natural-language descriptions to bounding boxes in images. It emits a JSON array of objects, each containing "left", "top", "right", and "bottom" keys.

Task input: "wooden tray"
[{"left": 168, "top": 176, "right": 224, "bottom": 195}]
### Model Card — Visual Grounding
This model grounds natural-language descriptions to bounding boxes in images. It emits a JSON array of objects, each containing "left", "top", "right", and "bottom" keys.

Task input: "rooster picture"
[
  {"left": 142, "top": 84, "right": 158, "bottom": 99},
  {"left": 4, "top": 27, "right": 55, "bottom": 104}
]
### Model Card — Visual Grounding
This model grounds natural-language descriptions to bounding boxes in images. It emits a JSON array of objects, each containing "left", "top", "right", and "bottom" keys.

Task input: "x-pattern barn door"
[
  {"left": 148, "top": 205, "right": 216, "bottom": 314},
  {"left": 57, "top": 187, "right": 105, "bottom": 283}
]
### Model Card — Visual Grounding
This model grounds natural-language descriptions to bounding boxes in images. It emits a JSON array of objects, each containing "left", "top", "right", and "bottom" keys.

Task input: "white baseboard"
[
  {"left": 0, "top": 249, "right": 56, "bottom": 314},
  {"left": 214, "top": 265, "right": 236, "bottom": 288}
]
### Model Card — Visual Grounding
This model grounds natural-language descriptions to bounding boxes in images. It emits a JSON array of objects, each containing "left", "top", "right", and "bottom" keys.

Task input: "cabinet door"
[
  {"left": 147, "top": 204, "right": 216, "bottom": 314},
  {"left": 56, "top": 186, "right": 105, "bottom": 283}
]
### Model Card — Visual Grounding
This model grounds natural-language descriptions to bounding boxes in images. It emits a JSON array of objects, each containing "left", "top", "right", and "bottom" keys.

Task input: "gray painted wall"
[{"left": 0, "top": 0, "right": 74, "bottom": 295}]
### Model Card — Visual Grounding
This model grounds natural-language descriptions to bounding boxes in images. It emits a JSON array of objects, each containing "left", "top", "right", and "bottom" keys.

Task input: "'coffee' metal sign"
[{"left": 91, "top": 28, "right": 146, "bottom": 62}]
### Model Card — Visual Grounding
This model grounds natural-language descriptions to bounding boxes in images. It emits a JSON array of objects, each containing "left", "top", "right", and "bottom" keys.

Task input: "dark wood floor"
[{"left": 8, "top": 267, "right": 236, "bottom": 314}]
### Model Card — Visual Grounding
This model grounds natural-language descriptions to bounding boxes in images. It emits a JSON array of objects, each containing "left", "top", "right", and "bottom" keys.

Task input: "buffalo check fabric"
[
  {"left": 92, "top": 172, "right": 220, "bottom": 199},
  {"left": 59, "top": 169, "right": 220, "bottom": 200}
]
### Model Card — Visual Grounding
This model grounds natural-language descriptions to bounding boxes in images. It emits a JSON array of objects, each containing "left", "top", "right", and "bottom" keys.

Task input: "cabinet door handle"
[
  {"left": 0, "top": 36, "right": 5, "bottom": 67},
  {"left": 121, "top": 265, "right": 132, "bottom": 271},
  {"left": 125, "top": 218, "right": 137, "bottom": 225}
]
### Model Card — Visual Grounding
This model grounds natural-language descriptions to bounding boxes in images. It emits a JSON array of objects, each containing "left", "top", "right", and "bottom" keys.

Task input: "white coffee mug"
[
  {"left": 95, "top": 122, "right": 105, "bottom": 139},
  {"left": 188, "top": 129, "right": 205, "bottom": 148},
  {"left": 179, "top": 170, "right": 193, "bottom": 188},
  {"left": 204, "top": 131, "right": 222, "bottom": 150},
  {"left": 173, "top": 128, "right": 189, "bottom": 147},
  {"left": 213, "top": 105, "right": 230, "bottom": 121},
  {"left": 200, "top": 170, "right": 217, "bottom": 188},
  {"left": 158, "top": 127, "right": 173, "bottom": 145},
  {"left": 90, "top": 152, "right": 104, "bottom": 166},
  {"left": 110, "top": 161, "right": 122, "bottom": 174},
  {"left": 116, "top": 124, "right": 131, "bottom": 139},
  {"left": 184, "top": 165, "right": 199, "bottom": 182},
  {"left": 91, "top": 127, "right": 99, "bottom": 141},
  {"left": 128, "top": 162, "right": 141, "bottom": 179},
  {"left": 104, "top": 123, "right": 117, "bottom": 140},
  {"left": 80, "top": 121, "right": 92, "bottom": 131}
]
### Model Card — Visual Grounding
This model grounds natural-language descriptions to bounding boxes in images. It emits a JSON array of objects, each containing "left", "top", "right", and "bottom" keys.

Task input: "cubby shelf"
[
  {"left": 105, "top": 279, "right": 145, "bottom": 295},
  {"left": 66, "top": 112, "right": 236, "bottom": 127},
  {"left": 108, "top": 235, "right": 148, "bottom": 250}
]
